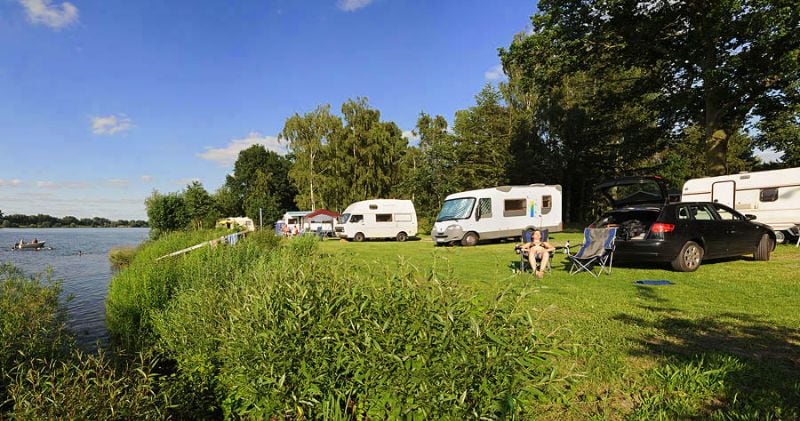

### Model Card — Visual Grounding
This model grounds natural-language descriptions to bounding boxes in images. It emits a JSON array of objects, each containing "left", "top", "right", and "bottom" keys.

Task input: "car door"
[
  {"left": 711, "top": 203, "right": 760, "bottom": 255},
  {"left": 687, "top": 204, "right": 726, "bottom": 258}
]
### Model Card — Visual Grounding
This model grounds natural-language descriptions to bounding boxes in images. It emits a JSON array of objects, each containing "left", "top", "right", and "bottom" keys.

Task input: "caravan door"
[{"left": 711, "top": 181, "right": 735, "bottom": 207}]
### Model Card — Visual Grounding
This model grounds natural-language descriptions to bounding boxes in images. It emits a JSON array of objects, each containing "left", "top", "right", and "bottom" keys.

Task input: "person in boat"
[
  {"left": 33, "top": 238, "right": 38, "bottom": 244},
  {"left": 18, "top": 239, "right": 25, "bottom": 248}
]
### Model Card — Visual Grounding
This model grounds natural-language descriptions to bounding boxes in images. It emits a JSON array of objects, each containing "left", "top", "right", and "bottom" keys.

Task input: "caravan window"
[
  {"left": 541, "top": 195, "right": 552, "bottom": 215},
  {"left": 376, "top": 214, "right": 392, "bottom": 222},
  {"left": 477, "top": 198, "right": 492, "bottom": 219},
  {"left": 350, "top": 215, "right": 364, "bottom": 223},
  {"left": 759, "top": 188, "right": 778, "bottom": 202},
  {"left": 504, "top": 199, "right": 526, "bottom": 217},
  {"left": 369, "top": 204, "right": 378, "bottom": 210},
  {"left": 287, "top": 218, "right": 298, "bottom": 225}
]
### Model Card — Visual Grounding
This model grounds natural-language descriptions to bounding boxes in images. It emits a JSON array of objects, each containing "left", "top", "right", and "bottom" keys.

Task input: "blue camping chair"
[
  {"left": 516, "top": 228, "right": 553, "bottom": 274},
  {"left": 566, "top": 227, "right": 617, "bottom": 277}
]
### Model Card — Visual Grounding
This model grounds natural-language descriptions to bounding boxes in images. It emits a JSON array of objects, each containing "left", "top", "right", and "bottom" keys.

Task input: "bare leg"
[{"left": 538, "top": 251, "right": 550, "bottom": 277}]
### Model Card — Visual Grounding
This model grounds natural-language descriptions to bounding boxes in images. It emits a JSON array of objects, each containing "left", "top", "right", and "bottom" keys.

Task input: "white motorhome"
[
  {"left": 681, "top": 167, "right": 800, "bottom": 243},
  {"left": 335, "top": 199, "right": 418, "bottom": 242},
  {"left": 432, "top": 184, "right": 563, "bottom": 246}
]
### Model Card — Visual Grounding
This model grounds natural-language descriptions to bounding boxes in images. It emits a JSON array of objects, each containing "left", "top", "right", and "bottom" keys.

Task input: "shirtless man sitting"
[{"left": 519, "top": 230, "right": 555, "bottom": 278}]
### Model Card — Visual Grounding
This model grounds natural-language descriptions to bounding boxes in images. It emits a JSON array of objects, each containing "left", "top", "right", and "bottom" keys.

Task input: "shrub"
[
  {"left": 7, "top": 350, "right": 169, "bottom": 419},
  {"left": 0, "top": 264, "right": 72, "bottom": 410},
  {"left": 149, "top": 236, "right": 568, "bottom": 418},
  {"left": 108, "top": 246, "right": 138, "bottom": 269}
]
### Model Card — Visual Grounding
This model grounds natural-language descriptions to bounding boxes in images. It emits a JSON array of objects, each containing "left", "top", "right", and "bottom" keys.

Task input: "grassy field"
[{"left": 319, "top": 233, "right": 800, "bottom": 419}]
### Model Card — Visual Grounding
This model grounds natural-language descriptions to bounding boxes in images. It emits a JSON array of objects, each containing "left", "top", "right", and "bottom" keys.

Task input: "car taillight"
[{"left": 650, "top": 222, "right": 675, "bottom": 233}]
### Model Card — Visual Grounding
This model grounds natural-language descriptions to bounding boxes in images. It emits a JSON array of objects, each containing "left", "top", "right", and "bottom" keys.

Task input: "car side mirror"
[{"left": 745, "top": 214, "right": 757, "bottom": 221}]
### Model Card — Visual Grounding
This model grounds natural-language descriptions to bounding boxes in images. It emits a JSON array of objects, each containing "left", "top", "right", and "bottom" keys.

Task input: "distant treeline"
[{"left": 0, "top": 213, "right": 147, "bottom": 228}]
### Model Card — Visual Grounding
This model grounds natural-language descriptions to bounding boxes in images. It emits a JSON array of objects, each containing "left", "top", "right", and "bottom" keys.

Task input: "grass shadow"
[{"left": 611, "top": 287, "right": 800, "bottom": 418}]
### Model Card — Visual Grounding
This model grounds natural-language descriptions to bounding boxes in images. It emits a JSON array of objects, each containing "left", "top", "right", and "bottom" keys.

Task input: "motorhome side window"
[
  {"left": 759, "top": 188, "right": 778, "bottom": 202},
  {"left": 541, "top": 195, "right": 552, "bottom": 215},
  {"left": 288, "top": 218, "right": 297, "bottom": 225},
  {"left": 477, "top": 198, "right": 492, "bottom": 219},
  {"left": 350, "top": 215, "right": 364, "bottom": 223},
  {"left": 376, "top": 214, "right": 392, "bottom": 222},
  {"left": 369, "top": 204, "right": 378, "bottom": 210},
  {"left": 395, "top": 213, "right": 412, "bottom": 222},
  {"left": 503, "top": 199, "right": 526, "bottom": 217}
]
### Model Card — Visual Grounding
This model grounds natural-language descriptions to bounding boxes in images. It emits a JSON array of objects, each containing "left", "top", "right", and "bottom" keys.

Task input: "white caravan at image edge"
[
  {"left": 335, "top": 199, "right": 418, "bottom": 242},
  {"left": 681, "top": 167, "right": 800, "bottom": 243},
  {"left": 432, "top": 184, "right": 563, "bottom": 246}
]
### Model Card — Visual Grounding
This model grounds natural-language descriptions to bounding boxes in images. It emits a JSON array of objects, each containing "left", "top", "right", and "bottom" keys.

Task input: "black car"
[{"left": 591, "top": 176, "right": 776, "bottom": 272}]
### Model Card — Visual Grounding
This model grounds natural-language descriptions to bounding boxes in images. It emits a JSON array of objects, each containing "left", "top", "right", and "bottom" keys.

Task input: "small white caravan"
[
  {"left": 335, "top": 199, "right": 418, "bottom": 242},
  {"left": 432, "top": 184, "right": 563, "bottom": 246},
  {"left": 279, "top": 211, "right": 311, "bottom": 233},
  {"left": 682, "top": 167, "right": 800, "bottom": 242}
]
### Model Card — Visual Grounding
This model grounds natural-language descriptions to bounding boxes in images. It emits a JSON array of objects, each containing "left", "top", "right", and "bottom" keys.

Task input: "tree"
[
  {"left": 145, "top": 190, "right": 188, "bottom": 236},
  {"left": 225, "top": 145, "right": 296, "bottom": 218},
  {"left": 513, "top": 0, "right": 800, "bottom": 175},
  {"left": 183, "top": 181, "right": 216, "bottom": 230},
  {"left": 243, "top": 170, "right": 281, "bottom": 227},
  {"left": 212, "top": 184, "right": 241, "bottom": 218},
  {"left": 281, "top": 105, "right": 342, "bottom": 210},
  {"left": 452, "top": 84, "right": 512, "bottom": 190}
]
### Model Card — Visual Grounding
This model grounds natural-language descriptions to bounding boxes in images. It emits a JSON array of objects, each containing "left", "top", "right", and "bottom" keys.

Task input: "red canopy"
[{"left": 304, "top": 209, "right": 340, "bottom": 222}]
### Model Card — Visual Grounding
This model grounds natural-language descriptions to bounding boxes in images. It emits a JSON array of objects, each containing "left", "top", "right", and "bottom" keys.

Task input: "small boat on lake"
[{"left": 12, "top": 241, "right": 46, "bottom": 250}]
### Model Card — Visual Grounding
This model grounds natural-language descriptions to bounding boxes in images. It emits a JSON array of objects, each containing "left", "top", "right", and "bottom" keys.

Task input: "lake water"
[{"left": 0, "top": 228, "right": 149, "bottom": 348}]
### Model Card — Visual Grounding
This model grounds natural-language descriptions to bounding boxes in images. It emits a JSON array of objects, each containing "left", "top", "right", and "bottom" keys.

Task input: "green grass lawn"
[{"left": 319, "top": 233, "right": 800, "bottom": 419}]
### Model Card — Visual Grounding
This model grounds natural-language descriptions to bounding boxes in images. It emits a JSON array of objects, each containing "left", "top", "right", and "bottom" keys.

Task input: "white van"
[
  {"left": 335, "top": 199, "right": 418, "bottom": 242},
  {"left": 682, "top": 167, "right": 800, "bottom": 243},
  {"left": 432, "top": 184, "right": 563, "bottom": 246}
]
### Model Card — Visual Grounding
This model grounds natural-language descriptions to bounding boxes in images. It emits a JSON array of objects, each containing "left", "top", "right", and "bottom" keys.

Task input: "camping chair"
[
  {"left": 566, "top": 227, "right": 617, "bottom": 277},
  {"left": 516, "top": 228, "right": 553, "bottom": 274}
]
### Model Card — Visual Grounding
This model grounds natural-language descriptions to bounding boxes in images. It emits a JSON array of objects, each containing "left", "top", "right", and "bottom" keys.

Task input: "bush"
[
  {"left": 7, "top": 350, "right": 170, "bottom": 419},
  {"left": 108, "top": 246, "right": 138, "bottom": 269},
  {"left": 145, "top": 236, "right": 568, "bottom": 418},
  {"left": 0, "top": 264, "right": 72, "bottom": 410}
]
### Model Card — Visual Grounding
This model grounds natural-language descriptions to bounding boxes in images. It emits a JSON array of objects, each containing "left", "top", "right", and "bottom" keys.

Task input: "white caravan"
[
  {"left": 682, "top": 167, "right": 800, "bottom": 243},
  {"left": 432, "top": 184, "right": 563, "bottom": 246},
  {"left": 335, "top": 199, "right": 418, "bottom": 242}
]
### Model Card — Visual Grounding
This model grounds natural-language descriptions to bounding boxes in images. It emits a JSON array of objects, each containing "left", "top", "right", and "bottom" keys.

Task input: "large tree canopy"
[{"left": 503, "top": 0, "right": 800, "bottom": 176}]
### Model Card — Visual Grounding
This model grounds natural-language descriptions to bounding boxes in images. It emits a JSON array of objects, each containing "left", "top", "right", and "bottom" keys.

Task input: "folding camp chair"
[
  {"left": 516, "top": 228, "right": 553, "bottom": 274},
  {"left": 566, "top": 227, "right": 617, "bottom": 277}
]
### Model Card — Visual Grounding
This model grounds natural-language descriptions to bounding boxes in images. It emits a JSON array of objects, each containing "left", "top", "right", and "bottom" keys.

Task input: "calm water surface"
[{"left": 0, "top": 228, "right": 149, "bottom": 348}]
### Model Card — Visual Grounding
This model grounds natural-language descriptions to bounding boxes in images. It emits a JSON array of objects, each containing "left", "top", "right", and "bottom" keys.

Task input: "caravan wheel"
[
  {"left": 461, "top": 232, "right": 479, "bottom": 247},
  {"left": 396, "top": 232, "right": 408, "bottom": 242}
]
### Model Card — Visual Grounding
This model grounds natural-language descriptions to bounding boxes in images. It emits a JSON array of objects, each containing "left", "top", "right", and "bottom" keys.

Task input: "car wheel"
[
  {"left": 671, "top": 241, "right": 704, "bottom": 272},
  {"left": 753, "top": 233, "right": 772, "bottom": 261},
  {"left": 461, "top": 232, "right": 479, "bottom": 247},
  {"left": 396, "top": 232, "right": 408, "bottom": 242},
  {"left": 353, "top": 232, "right": 365, "bottom": 242}
]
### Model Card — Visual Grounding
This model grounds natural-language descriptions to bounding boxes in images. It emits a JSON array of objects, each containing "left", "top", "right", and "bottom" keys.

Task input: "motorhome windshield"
[
  {"left": 436, "top": 198, "right": 475, "bottom": 222},
  {"left": 337, "top": 213, "right": 350, "bottom": 224}
]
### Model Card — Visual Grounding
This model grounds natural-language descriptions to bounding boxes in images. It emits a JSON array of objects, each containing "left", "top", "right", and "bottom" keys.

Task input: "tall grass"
[
  {"left": 106, "top": 232, "right": 569, "bottom": 418},
  {"left": 1, "top": 264, "right": 167, "bottom": 418}
]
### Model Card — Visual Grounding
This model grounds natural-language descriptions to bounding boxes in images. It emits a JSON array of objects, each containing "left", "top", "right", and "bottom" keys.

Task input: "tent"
[{"left": 303, "top": 209, "right": 340, "bottom": 236}]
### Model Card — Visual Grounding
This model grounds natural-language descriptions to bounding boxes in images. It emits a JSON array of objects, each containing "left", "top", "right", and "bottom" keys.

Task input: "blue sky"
[{"left": 0, "top": 0, "right": 536, "bottom": 220}]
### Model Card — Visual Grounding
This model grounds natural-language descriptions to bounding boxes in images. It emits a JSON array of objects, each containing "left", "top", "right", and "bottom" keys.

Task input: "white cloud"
[
  {"left": 484, "top": 64, "right": 506, "bottom": 81},
  {"left": 107, "top": 179, "right": 129, "bottom": 188},
  {"left": 197, "top": 132, "right": 287, "bottom": 167},
  {"left": 402, "top": 130, "right": 420, "bottom": 146},
  {"left": 0, "top": 179, "right": 23, "bottom": 187},
  {"left": 19, "top": 0, "right": 79, "bottom": 30},
  {"left": 174, "top": 178, "right": 201, "bottom": 187},
  {"left": 337, "top": 0, "right": 373, "bottom": 12},
  {"left": 91, "top": 114, "right": 134, "bottom": 136},
  {"left": 754, "top": 147, "right": 784, "bottom": 163},
  {"left": 140, "top": 175, "right": 153, "bottom": 183},
  {"left": 36, "top": 180, "right": 58, "bottom": 189}
]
